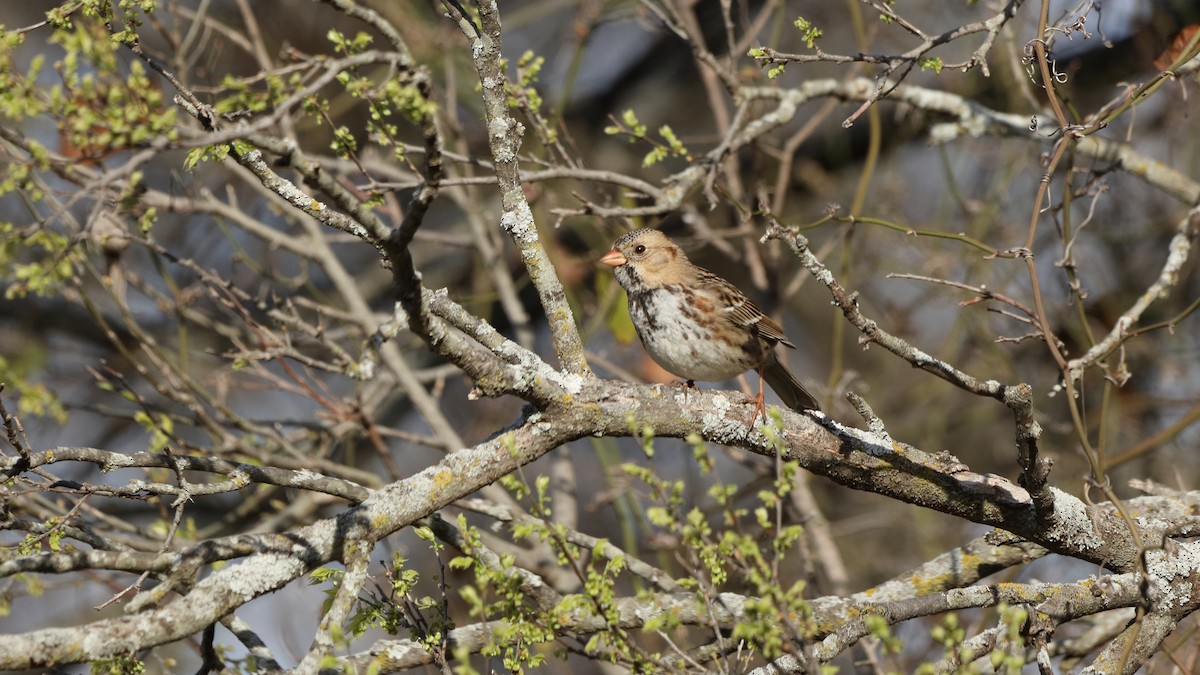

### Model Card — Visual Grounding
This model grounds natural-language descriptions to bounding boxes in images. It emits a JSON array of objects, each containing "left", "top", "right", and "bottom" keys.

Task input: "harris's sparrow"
[{"left": 600, "top": 228, "right": 820, "bottom": 421}]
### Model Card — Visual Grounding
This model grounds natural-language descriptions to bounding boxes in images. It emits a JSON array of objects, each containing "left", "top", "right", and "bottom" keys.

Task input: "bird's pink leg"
[{"left": 748, "top": 367, "right": 767, "bottom": 426}]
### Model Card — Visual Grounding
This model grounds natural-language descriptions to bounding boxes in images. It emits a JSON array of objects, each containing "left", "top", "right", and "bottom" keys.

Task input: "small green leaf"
[{"left": 793, "top": 17, "right": 823, "bottom": 48}]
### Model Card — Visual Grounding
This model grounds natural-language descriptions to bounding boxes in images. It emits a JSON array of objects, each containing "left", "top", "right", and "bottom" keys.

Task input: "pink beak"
[{"left": 599, "top": 249, "right": 626, "bottom": 267}]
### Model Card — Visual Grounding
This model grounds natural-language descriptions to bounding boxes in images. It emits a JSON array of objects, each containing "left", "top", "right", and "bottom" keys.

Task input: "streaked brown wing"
[{"left": 695, "top": 268, "right": 796, "bottom": 349}]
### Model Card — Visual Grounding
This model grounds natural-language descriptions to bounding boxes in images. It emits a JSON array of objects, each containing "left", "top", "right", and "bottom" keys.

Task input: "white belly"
[{"left": 630, "top": 287, "right": 758, "bottom": 381}]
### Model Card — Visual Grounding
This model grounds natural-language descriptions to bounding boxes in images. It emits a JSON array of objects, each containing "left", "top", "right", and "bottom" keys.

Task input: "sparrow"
[{"left": 600, "top": 228, "right": 820, "bottom": 422}]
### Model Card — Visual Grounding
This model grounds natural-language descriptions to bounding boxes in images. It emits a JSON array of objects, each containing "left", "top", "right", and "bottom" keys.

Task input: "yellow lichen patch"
[
  {"left": 432, "top": 469, "right": 456, "bottom": 490},
  {"left": 910, "top": 574, "right": 943, "bottom": 596},
  {"left": 957, "top": 552, "right": 982, "bottom": 574},
  {"left": 371, "top": 512, "right": 391, "bottom": 530},
  {"left": 912, "top": 571, "right": 954, "bottom": 596}
]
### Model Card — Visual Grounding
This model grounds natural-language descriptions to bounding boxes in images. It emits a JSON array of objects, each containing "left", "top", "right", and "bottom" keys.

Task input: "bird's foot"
[
  {"left": 671, "top": 379, "right": 698, "bottom": 400},
  {"left": 748, "top": 390, "right": 767, "bottom": 427}
]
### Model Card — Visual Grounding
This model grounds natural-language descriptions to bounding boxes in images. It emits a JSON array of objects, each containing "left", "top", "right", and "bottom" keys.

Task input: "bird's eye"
[{"left": 633, "top": 244, "right": 646, "bottom": 255}]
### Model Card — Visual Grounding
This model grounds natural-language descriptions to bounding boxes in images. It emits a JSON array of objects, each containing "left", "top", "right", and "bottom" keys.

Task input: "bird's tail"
[{"left": 762, "top": 352, "right": 821, "bottom": 412}]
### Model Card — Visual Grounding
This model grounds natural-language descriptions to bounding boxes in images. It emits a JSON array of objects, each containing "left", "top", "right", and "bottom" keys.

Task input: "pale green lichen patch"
[
  {"left": 489, "top": 117, "right": 516, "bottom": 162},
  {"left": 1144, "top": 544, "right": 1200, "bottom": 612},
  {"left": 545, "top": 369, "right": 584, "bottom": 395},
  {"left": 291, "top": 469, "right": 323, "bottom": 485},
  {"left": 499, "top": 204, "right": 538, "bottom": 243},
  {"left": 1044, "top": 487, "right": 1103, "bottom": 550},
  {"left": 836, "top": 425, "right": 894, "bottom": 456},
  {"left": 225, "top": 553, "right": 306, "bottom": 600},
  {"left": 682, "top": 393, "right": 756, "bottom": 444}
]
